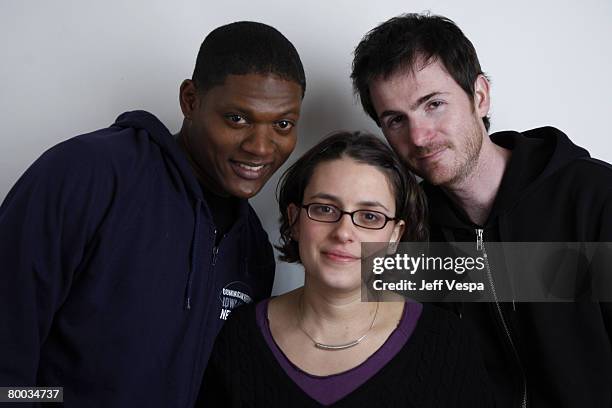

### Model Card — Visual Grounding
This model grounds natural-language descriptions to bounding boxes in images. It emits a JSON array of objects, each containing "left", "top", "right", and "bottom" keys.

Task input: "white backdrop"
[{"left": 1, "top": 0, "right": 611, "bottom": 295}]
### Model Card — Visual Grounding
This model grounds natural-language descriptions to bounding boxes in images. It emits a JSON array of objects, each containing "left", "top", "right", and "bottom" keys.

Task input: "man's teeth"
[{"left": 237, "top": 163, "right": 264, "bottom": 171}]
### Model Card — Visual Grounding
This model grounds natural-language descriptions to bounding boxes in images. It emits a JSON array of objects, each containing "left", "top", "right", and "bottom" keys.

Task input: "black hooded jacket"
[{"left": 423, "top": 127, "right": 612, "bottom": 408}]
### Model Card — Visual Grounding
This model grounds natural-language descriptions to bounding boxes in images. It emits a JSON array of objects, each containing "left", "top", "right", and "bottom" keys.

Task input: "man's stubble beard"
[
  {"left": 412, "top": 116, "right": 484, "bottom": 187},
  {"left": 444, "top": 116, "right": 484, "bottom": 187}
]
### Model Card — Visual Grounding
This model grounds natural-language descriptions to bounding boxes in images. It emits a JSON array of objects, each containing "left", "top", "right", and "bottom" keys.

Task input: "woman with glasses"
[{"left": 198, "top": 131, "right": 492, "bottom": 407}]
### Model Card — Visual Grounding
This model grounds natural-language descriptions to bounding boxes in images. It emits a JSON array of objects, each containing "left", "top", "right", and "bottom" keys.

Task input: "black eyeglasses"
[{"left": 301, "top": 203, "right": 396, "bottom": 230}]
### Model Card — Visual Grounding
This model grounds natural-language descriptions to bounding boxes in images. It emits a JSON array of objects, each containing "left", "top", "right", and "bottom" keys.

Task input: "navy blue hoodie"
[{"left": 0, "top": 111, "right": 275, "bottom": 407}]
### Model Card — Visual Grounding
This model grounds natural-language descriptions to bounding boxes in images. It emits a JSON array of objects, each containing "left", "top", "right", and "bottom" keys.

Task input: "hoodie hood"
[
  {"left": 424, "top": 127, "right": 591, "bottom": 230},
  {"left": 112, "top": 110, "right": 204, "bottom": 202},
  {"left": 112, "top": 110, "right": 251, "bottom": 228}
]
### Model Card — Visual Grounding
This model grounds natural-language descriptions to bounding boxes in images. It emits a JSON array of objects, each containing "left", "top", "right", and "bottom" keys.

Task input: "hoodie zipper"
[
  {"left": 212, "top": 229, "right": 219, "bottom": 266},
  {"left": 476, "top": 228, "right": 527, "bottom": 408}
]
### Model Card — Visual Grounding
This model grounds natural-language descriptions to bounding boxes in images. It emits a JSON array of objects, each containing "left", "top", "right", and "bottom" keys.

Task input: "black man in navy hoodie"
[{"left": 0, "top": 22, "right": 305, "bottom": 407}]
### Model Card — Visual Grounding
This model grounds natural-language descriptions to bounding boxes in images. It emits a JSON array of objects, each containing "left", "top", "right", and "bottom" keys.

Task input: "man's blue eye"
[
  {"left": 428, "top": 101, "right": 444, "bottom": 110},
  {"left": 387, "top": 115, "right": 404, "bottom": 129}
]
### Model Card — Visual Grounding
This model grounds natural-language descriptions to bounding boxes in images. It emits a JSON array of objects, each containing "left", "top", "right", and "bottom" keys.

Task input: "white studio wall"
[{"left": 1, "top": 0, "right": 611, "bottom": 295}]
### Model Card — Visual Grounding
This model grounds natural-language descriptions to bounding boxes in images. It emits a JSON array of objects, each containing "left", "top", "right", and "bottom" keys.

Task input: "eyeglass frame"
[{"left": 300, "top": 203, "right": 397, "bottom": 230}]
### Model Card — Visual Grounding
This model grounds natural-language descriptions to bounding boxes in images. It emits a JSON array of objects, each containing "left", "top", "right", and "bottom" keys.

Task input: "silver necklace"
[{"left": 297, "top": 293, "right": 379, "bottom": 351}]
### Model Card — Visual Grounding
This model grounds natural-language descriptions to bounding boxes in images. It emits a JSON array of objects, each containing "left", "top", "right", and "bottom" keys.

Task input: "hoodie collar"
[
  {"left": 425, "top": 127, "right": 590, "bottom": 229},
  {"left": 112, "top": 111, "right": 251, "bottom": 222},
  {"left": 489, "top": 127, "right": 589, "bottom": 216},
  {"left": 112, "top": 110, "right": 204, "bottom": 201}
]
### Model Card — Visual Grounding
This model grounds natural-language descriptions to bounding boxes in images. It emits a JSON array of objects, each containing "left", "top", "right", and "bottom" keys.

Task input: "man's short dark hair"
[
  {"left": 276, "top": 131, "right": 428, "bottom": 264},
  {"left": 351, "top": 13, "right": 490, "bottom": 130},
  {"left": 193, "top": 21, "right": 306, "bottom": 96}
]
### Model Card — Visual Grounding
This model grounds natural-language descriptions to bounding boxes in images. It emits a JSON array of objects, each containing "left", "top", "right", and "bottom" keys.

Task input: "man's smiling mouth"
[{"left": 230, "top": 160, "right": 270, "bottom": 179}]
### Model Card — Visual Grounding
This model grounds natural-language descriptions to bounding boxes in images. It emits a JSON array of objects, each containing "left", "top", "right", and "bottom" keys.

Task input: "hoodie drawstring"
[{"left": 185, "top": 199, "right": 202, "bottom": 310}]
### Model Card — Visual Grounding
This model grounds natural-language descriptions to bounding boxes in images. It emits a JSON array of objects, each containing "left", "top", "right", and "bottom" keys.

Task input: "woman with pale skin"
[{"left": 199, "top": 132, "right": 493, "bottom": 407}]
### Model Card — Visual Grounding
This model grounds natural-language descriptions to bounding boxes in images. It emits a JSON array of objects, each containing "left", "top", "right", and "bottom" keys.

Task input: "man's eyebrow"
[
  {"left": 307, "top": 193, "right": 390, "bottom": 212},
  {"left": 379, "top": 91, "right": 448, "bottom": 120},
  {"left": 379, "top": 109, "right": 403, "bottom": 121},
  {"left": 221, "top": 104, "right": 301, "bottom": 118},
  {"left": 410, "top": 91, "right": 449, "bottom": 110}
]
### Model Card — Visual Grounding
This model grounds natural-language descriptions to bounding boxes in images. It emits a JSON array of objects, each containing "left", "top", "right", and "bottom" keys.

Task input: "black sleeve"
[
  {"left": 454, "top": 319, "right": 497, "bottom": 407},
  {"left": 195, "top": 305, "right": 256, "bottom": 407},
  {"left": 427, "top": 305, "right": 496, "bottom": 408},
  {"left": 197, "top": 342, "right": 230, "bottom": 407},
  {"left": 597, "top": 193, "right": 612, "bottom": 356},
  {"left": 0, "top": 139, "right": 115, "bottom": 386}
]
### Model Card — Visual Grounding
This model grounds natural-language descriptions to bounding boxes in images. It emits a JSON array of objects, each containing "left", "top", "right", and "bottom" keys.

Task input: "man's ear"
[
  {"left": 179, "top": 79, "right": 199, "bottom": 120},
  {"left": 287, "top": 203, "right": 301, "bottom": 241},
  {"left": 473, "top": 74, "right": 491, "bottom": 119},
  {"left": 387, "top": 220, "right": 405, "bottom": 254}
]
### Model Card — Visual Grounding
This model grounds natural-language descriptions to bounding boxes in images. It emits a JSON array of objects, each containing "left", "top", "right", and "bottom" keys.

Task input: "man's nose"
[
  {"left": 241, "top": 125, "right": 275, "bottom": 157},
  {"left": 408, "top": 117, "right": 435, "bottom": 148}
]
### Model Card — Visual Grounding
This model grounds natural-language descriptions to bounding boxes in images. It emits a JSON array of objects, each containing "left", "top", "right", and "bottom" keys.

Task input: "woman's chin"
[{"left": 306, "top": 268, "right": 363, "bottom": 294}]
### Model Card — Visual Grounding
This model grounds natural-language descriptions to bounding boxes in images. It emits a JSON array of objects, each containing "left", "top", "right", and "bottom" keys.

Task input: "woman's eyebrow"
[
  {"left": 307, "top": 193, "right": 390, "bottom": 212},
  {"left": 356, "top": 200, "right": 389, "bottom": 212},
  {"left": 307, "top": 192, "right": 340, "bottom": 202}
]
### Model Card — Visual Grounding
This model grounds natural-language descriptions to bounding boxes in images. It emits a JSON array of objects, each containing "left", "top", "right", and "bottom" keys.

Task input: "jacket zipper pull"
[
  {"left": 476, "top": 228, "right": 484, "bottom": 251},
  {"left": 211, "top": 229, "right": 219, "bottom": 266},
  {"left": 212, "top": 246, "right": 219, "bottom": 266}
]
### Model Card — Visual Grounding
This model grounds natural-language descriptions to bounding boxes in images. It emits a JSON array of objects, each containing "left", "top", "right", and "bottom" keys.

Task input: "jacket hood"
[
  {"left": 491, "top": 126, "right": 589, "bottom": 191},
  {"left": 424, "top": 127, "right": 591, "bottom": 230},
  {"left": 112, "top": 110, "right": 204, "bottom": 202}
]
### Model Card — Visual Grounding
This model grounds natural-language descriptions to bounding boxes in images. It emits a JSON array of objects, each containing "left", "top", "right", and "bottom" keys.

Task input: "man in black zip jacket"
[{"left": 351, "top": 13, "right": 612, "bottom": 408}]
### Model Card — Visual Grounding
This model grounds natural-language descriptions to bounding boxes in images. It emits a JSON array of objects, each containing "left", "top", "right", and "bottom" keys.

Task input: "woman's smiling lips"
[{"left": 321, "top": 249, "right": 361, "bottom": 263}]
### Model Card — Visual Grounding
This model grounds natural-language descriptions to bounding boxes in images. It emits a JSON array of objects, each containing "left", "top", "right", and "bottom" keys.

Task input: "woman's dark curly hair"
[{"left": 276, "top": 131, "right": 428, "bottom": 263}]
